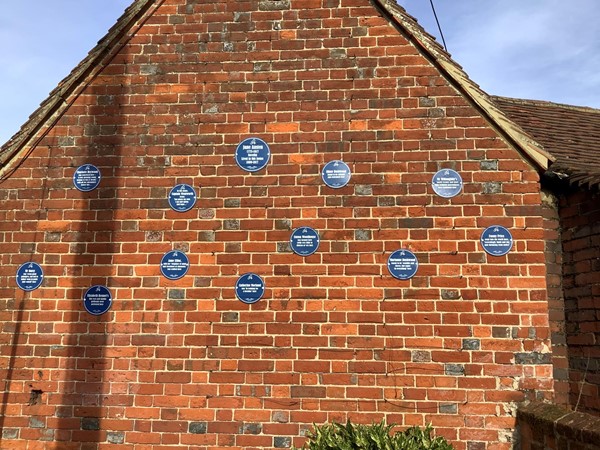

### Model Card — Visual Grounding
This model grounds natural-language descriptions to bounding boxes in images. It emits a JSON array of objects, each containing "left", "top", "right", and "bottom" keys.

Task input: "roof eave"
[
  {"left": 0, "top": 0, "right": 160, "bottom": 180},
  {"left": 373, "top": 0, "right": 555, "bottom": 171}
]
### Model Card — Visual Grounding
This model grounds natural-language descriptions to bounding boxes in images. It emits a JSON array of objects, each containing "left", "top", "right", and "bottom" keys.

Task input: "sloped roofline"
[
  {"left": 372, "top": 0, "right": 555, "bottom": 171},
  {"left": 0, "top": 0, "right": 163, "bottom": 180},
  {"left": 1, "top": 0, "right": 553, "bottom": 180},
  {"left": 492, "top": 95, "right": 600, "bottom": 189}
]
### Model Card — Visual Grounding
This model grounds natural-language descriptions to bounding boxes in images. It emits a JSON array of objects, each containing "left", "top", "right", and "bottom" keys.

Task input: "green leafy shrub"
[{"left": 297, "top": 420, "right": 454, "bottom": 450}]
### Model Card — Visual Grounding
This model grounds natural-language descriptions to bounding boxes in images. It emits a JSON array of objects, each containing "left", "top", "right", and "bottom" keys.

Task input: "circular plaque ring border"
[
  {"left": 289, "top": 226, "right": 321, "bottom": 257},
  {"left": 387, "top": 249, "right": 419, "bottom": 280},
  {"left": 321, "top": 160, "right": 352, "bottom": 189},
  {"left": 83, "top": 285, "right": 113, "bottom": 316},
  {"left": 16, "top": 262, "right": 44, "bottom": 291},
  {"left": 168, "top": 183, "right": 197, "bottom": 213},
  {"left": 73, "top": 164, "right": 102, "bottom": 192},
  {"left": 160, "top": 250, "right": 190, "bottom": 280},
  {"left": 235, "top": 137, "right": 271, "bottom": 173},
  {"left": 235, "top": 273, "right": 265, "bottom": 304}
]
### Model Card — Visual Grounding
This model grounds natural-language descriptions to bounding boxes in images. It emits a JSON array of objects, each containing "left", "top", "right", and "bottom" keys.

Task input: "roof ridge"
[{"left": 492, "top": 95, "right": 600, "bottom": 114}]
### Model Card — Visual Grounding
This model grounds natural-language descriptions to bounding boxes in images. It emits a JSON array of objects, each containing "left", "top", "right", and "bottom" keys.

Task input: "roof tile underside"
[{"left": 493, "top": 96, "right": 600, "bottom": 190}]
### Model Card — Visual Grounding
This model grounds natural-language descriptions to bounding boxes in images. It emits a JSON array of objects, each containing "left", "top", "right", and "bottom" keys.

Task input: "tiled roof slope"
[
  {"left": 372, "top": 0, "right": 553, "bottom": 171},
  {"left": 0, "top": 0, "right": 554, "bottom": 178},
  {"left": 0, "top": 0, "right": 160, "bottom": 178},
  {"left": 493, "top": 96, "right": 600, "bottom": 189}
]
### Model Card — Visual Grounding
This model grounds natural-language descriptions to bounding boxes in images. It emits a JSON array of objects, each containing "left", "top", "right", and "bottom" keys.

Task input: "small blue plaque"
[
  {"left": 168, "top": 184, "right": 197, "bottom": 212},
  {"left": 160, "top": 250, "right": 190, "bottom": 280},
  {"left": 235, "top": 273, "right": 265, "bottom": 304},
  {"left": 16, "top": 262, "right": 44, "bottom": 291},
  {"left": 83, "top": 285, "right": 113, "bottom": 316},
  {"left": 235, "top": 137, "right": 270, "bottom": 172},
  {"left": 73, "top": 164, "right": 101, "bottom": 192},
  {"left": 480, "top": 226, "right": 513, "bottom": 256},
  {"left": 290, "top": 226, "right": 320, "bottom": 256},
  {"left": 432, "top": 169, "right": 463, "bottom": 198},
  {"left": 322, "top": 160, "right": 351, "bottom": 188},
  {"left": 387, "top": 249, "right": 419, "bottom": 280}
]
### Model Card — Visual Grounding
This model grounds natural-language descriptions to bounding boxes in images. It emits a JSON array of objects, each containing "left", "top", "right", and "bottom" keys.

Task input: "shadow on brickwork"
[
  {"left": 559, "top": 189, "right": 600, "bottom": 416},
  {"left": 0, "top": 76, "right": 128, "bottom": 448}
]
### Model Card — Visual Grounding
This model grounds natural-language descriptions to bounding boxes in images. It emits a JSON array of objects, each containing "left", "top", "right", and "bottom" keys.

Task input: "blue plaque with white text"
[
  {"left": 235, "top": 137, "right": 270, "bottom": 172},
  {"left": 322, "top": 160, "right": 351, "bottom": 188},
  {"left": 160, "top": 250, "right": 190, "bottom": 280},
  {"left": 235, "top": 273, "right": 265, "bottom": 304},
  {"left": 168, "top": 184, "right": 197, "bottom": 212},
  {"left": 290, "top": 227, "right": 320, "bottom": 256},
  {"left": 432, "top": 169, "right": 463, "bottom": 198},
  {"left": 83, "top": 285, "right": 113, "bottom": 316},
  {"left": 480, "top": 226, "right": 513, "bottom": 256},
  {"left": 73, "top": 164, "right": 101, "bottom": 192},
  {"left": 16, "top": 262, "right": 44, "bottom": 291},
  {"left": 387, "top": 249, "right": 419, "bottom": 280}
]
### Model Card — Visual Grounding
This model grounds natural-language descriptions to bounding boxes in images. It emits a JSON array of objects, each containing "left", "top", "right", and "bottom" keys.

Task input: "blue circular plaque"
[
  {"left": 235, "top": 137, "right": 270, "bottom": 172},
  {"left": 432, "top": 169, "right": 463, "bottom": 198},
  {"left": 235, "top": 273, "right": 265, "bottom": 304},
  {"left": 168, "top": 184, "right": 197, "bottom": 212},
  {"left": 387, "top": 249, "right": 419, "bottom": 280},
  {"left": 322, "top": 160, "right": 351, "bottom": 188},
  {"left": 290, "top": 226, "right": 320, "bottom": 256},
  {"left": 160, "top": 250, "right": 190, "bottom": 280},
  {"left": 480, "top": 226, "right": 513, "bottom": 256},
  {"left": 73, "top": 164, "right": 101, "bottom": 192},
  {"left": 16, "top": 262, "right": 44, "bottom": 291},
  {"left": 83, "top": 285, "right": 113, "bottom": 316}
]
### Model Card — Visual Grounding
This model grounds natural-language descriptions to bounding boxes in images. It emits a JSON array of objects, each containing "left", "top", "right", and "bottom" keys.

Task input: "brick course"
[
  {"left": 559, "top": 188, "right": 600, "bottom": 415},
  {"left": 0, "top": 0, "right": 553, "bottom": 449}
]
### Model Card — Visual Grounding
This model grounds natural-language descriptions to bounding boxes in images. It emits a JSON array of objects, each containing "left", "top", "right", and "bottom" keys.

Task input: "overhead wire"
[{"left": 429, "top": 0, "right": 448, "bottom": 51}]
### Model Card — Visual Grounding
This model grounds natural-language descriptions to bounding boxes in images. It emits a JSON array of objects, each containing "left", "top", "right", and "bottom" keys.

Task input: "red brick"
[{"left": 0, "top": 0, "right": 556, "bottom": 448}]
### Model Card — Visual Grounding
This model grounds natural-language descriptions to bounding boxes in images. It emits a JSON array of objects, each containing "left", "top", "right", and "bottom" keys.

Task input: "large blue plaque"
[
  {"left": 83, "top": 285, "right": 113, "bottom": 316},
  {"left": 290, "top": 226, "right": 320, "bottom": 256},
  {"left": 235, "top": 273, "right": 265, "bottom": 304},
  {"left": 235, "top": 137, "right": 270, "bottom": 172},
  {"left": 387, "top": 249, "right": 419, "bottom": 280},
  {"left": 160, "top": 250, "right": 190, "bottom": 280},
  {"left": 16, "top": 262, "right": 44, "bottom": 291},
  {"left": 73, "top": 164, "right": 101, "bottom": 192},
  {"left": 322, "top": 160, "right": 351, "bottom": 188},
  {"left": 480, "top": 226, "right": 513, "bottom": 256},
  {"left": 432, "top": 168, "right": 463, "bottom": 198},
  {"left": 168, "top": 184, "right": 197, "bottom": 212}
]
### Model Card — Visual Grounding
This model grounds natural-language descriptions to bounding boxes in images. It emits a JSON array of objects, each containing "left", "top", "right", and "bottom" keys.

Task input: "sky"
[{"left": 0, "top": 0, "right": 599, "bottom": 144}]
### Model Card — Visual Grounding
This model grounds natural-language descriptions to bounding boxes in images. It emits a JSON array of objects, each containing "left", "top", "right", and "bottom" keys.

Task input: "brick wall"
[
  {"left": 0, "top": 0, "right": 553, "bottom": 449},
  {"left": 518, "top": 402, "right": 600, "bottom": 450},
  {"left": 560, "top": 188, "right": 600, "bottom": 415},
  {"left": 541, "top": 189, "right": 569, "bottom": 407}
]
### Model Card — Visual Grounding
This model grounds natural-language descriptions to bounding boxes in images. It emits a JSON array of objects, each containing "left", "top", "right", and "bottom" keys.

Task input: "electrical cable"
[{"left": 429, "top": 0, "right": 448, "bottom": 51}]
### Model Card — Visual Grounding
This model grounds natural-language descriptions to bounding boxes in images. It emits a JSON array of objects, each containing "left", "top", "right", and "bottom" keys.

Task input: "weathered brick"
[{"left": 0, "top": 0, "right": 558, "bottom": 447}]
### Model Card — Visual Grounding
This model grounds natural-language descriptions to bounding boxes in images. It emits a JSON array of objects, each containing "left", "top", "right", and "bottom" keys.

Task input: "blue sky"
[{"left": 1, "top": 0, "right": 599, "bottom": 144}]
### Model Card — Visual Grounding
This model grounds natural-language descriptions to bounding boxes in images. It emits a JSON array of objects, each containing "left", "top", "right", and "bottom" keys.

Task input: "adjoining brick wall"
[
  {"left": 0, "top": 1, "right": 553, "bottom": 449},
  {"left": 559, "top": 188, "right": 600, "bottom": 415},
  {"left": 541, "top": 189, "right": 569, "bottom": 406},
  {"left": 518, "top": 401, "right": 600, "bottom": 450}
]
